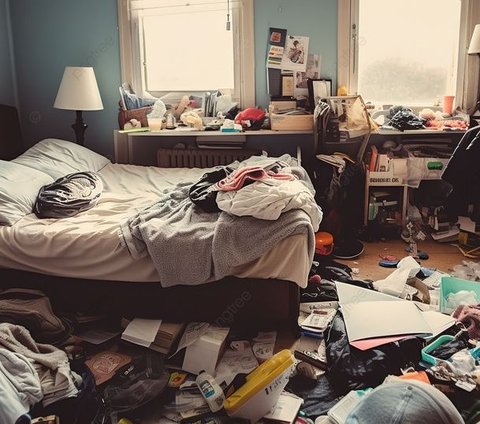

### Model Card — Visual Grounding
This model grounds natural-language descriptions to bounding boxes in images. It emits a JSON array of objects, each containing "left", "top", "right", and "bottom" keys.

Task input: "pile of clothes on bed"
[{"left": 120, "top": 155, "right": 322, "bottom": 285}]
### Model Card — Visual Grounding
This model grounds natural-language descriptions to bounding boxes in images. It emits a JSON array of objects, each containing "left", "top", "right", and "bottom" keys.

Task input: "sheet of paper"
[
  {"left": 121, "top": 318, "right": 162, "bottom": 347},
  {"left": 263, "top": 391, "right": 303, "bottom": 423},
  {"left": 336, "top": 282, "right": 402, "bottom": 305},
  {"left": 421, "top": 310, "right": 456, "bottom": 338},
  {"left": 215, "top": 346, "right": 259, "bottom": 386},
  {"left": 350, "top": 335, "right": 408, "bottom": 351},
  {"left": 294, "top": 53, "right": 321, "bottom": 97},
  {"left": 76, "top": 328, "right": 121, "bottom": 345},
  {"left": 170, "top": 322, "right": 209, "bottom": 357},
  {"left": 341, "top": 300, "right": 432, "bottom": 342}
]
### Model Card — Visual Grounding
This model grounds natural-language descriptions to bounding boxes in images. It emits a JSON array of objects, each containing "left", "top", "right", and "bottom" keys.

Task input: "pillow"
[
  {"left": 0, "top": 161, "right": 54, "bottom": 226},
  {"left": 13, "top": 138, "right": 110, "bottom": 180}
]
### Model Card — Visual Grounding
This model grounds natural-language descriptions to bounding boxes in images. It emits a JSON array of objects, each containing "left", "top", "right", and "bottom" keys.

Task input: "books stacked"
[
  {"left": 121, "top": 318, "right": 186, "bottom": 355},
  {"left": 151, "top": 322, "right": 186, "bottom": 355}
]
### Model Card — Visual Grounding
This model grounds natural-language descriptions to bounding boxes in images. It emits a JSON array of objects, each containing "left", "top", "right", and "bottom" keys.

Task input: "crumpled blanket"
[
  {"left": 0, "top": 323, "right": 78, "bottom": 402},
  {"left": 119, "top": 157, "right": 318, "bottom": 287}
]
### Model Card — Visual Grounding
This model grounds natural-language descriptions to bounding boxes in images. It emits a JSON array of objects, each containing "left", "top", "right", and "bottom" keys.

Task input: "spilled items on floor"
[{"left": 1, "top": 249, "right": 480, "bottom": 424}]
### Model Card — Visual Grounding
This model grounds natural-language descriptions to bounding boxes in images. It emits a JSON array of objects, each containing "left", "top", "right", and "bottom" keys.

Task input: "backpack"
[{"left": 0, "top": 288, "right": 72, "bottom": 345}]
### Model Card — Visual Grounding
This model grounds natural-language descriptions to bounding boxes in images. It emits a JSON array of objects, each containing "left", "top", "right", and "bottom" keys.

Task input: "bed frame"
[{"left": 0, "top": 104, "right": 300, "bottom": 331}]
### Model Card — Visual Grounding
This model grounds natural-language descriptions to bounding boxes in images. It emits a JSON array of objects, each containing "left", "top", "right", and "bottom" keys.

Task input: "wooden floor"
[
  {"left": 336, "top": 238, "right": 467, "bottom": 281},
  {"left": 276, "top": 238, "right": 470, "bottom": 353}
]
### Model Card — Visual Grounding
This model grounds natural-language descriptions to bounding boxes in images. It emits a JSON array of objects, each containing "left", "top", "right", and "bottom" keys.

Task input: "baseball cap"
[{"left": 345, "top": 380, "right": 465, "bottom": 424}]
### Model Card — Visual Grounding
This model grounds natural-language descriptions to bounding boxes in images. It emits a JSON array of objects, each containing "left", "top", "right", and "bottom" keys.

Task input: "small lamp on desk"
[
  {"left": 468, "top": 24, "right": 480, "bottom": 118},
  {"left": 54, "top": 66, "right": 103, "bottom": 146}
]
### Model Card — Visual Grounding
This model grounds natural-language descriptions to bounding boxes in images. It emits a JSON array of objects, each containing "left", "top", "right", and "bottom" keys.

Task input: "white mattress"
[{"left": 0, "top": 163, "right": 309, "bottom": 287}]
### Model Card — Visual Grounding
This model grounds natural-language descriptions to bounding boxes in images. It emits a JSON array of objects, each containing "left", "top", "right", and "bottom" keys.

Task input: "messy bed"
[{"left": 0, "top": 120, "right": 321, "bottom": 328}]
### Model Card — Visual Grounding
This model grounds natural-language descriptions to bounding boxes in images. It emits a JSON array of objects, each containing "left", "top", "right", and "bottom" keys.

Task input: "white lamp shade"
[
  {"left": 468, "top": 24, "right": 480, "bottom": 54},
  {"left": 54, "top": 66, "right": 104, "bottom": 111}
]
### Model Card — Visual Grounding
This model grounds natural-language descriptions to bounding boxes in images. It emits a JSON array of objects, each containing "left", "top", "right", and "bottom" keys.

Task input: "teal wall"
[
  {"left": 9, "top": 0, "right": 121, "bottom": 158},
  {"left": 0, "top": 0, "right": 15, "bottom": 106},
  {"left": 254, "top": 0, "right": 338, "bottom": 108},
  {"left": 7, "top": 0, "right": 338, "bottom": 157}
]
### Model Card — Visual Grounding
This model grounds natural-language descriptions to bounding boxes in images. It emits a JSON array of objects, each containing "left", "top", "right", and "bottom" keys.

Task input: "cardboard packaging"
[
  {"left": 269, "top": 112, "right": 313, "bottom": 131},
  {"left": 182, "top": 326, "right": 229, "bottom": 375},
  {"left": 269, "top": 103, "right": 313, "bottom": 131}
]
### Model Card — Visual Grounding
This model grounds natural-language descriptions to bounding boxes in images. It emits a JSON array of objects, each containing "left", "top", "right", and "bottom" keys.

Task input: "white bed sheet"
[{"left": 0, "top": 163, "right": 309, "bottom": 287}]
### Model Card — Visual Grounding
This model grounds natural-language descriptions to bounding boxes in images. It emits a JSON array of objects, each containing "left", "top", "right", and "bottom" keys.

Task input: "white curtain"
[{"left": 458, "top": 0, "right": 480, "bottom": 113}]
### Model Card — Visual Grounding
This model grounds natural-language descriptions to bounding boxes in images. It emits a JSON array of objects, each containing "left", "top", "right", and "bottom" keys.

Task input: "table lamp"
[
  {"left": 468, "top": 24, "right": 480, "bottom": 117},
  {"left": 54, "top": 66, "right": 103, "bottom": 146}
]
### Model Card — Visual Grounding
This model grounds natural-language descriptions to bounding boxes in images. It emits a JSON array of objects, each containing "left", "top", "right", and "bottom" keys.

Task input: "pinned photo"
[{"left": 282, "top": 35, "right": 309, "bottom": 72}]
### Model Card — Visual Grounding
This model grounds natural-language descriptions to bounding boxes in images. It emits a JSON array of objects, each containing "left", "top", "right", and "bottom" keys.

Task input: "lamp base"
[{"left": 72, "top": 110, "right": 88, "bottom": 146}]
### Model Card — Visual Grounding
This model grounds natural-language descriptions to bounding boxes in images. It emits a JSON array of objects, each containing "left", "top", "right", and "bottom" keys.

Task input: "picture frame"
[
  {"left": 269, "top": 27, "right": 287, "bottom": 47},
  {"left": 281, "top": 74, "right": 295, "bottom": 97},
  {"left": 307, "top": 79, "right": 332, "bottom": 111}
]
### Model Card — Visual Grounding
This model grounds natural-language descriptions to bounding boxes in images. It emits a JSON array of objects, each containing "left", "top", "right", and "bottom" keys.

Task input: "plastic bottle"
[{"left": 195, "top": 370, "right": 225, "bottom": 413}]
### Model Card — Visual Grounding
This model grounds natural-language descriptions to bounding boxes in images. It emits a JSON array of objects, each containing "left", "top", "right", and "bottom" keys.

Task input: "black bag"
[
  {"left": 34, "top": 171, "right": 103, "bottom": 219},
  {"left": 93, "top": 354, "right": 169, "bottom": 424},
  {"left": 325, "top": 312, "right": 423, "bottom": 392}
]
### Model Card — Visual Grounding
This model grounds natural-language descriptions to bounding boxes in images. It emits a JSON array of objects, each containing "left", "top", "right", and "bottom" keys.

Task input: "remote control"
[{"left": 294, "top": 350, "right": 327, "bottom": 371}]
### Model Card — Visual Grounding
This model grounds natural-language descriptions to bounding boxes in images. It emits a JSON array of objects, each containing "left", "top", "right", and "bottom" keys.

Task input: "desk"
[
  {"left": 370, "top": 128, "right": 465, "bottom": 147},
  {"left": 113, "top": 129, "right": 314, "bottom": 166},
  {"left": 363, "top": 128, "right": 466, "bottom": 227}
]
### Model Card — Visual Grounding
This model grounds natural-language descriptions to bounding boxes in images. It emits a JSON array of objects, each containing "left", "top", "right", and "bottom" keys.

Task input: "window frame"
[
  {"left": 117, "top": 0, "right": 255, "bottom": 108},
  {"left": 337, "top": 0, "right": 474, "bottom": 110}
]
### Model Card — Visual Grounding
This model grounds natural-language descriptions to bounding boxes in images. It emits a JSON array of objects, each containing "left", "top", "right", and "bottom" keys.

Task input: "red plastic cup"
[{"left": 443, "top": 95, "right": 455, "bottom": 114}]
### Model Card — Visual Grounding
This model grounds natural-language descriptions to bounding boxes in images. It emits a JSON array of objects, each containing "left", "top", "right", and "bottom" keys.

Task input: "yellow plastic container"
[{"left": 224, "top": 349, "right": 294, "bottom": 423}]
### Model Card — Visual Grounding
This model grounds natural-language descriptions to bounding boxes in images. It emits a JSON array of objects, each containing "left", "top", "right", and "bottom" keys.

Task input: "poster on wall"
[
  {"left": 267, "top": 27, "right": 287, "bottom": 69},
  {"left": 281, "top": 35, "right": 309, "bottom": 72},
  {"left": 294, "top": 54, "right": 321, "bottom": 98}
]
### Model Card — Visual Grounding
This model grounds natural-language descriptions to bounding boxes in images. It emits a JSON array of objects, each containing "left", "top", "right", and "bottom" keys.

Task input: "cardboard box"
[
  {"left": 182, "top": 326, "right": 229, "bottom": 375},
  {"left": 269, "top": 112, "right": 313, "bottom": 131}
]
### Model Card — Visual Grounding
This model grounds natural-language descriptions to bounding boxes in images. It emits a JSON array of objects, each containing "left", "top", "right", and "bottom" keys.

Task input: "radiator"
[{"left": 157, "top": 148, "right": 260, "bottom": 168}]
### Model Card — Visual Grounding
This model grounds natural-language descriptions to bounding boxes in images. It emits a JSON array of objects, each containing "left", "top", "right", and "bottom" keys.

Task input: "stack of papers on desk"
[{"left": 336, "top": 283, "right": 455, "bottom": 349}]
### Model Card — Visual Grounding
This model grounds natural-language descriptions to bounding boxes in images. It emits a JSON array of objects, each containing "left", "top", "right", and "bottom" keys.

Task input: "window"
[
  {"left": 339, "top": 0, "right": 466, "bottom": 108},
  {"left": 118, "top": 0, "right": 254, "bottom": 107}
]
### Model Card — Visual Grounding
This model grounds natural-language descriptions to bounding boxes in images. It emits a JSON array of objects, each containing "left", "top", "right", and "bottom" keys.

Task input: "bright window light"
[
  {"left": 143, "top": 9, "right": 234, "bottom": 92},
  {"left": 357, "top": 0, "right": 461, "bottom": 106}
]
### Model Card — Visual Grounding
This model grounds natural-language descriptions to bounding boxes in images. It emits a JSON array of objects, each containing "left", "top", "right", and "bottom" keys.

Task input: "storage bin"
[
  {"left": 224, "top": 349, "right": 294, "bottom": 423},
  {"left": 421, "top": 334, "right": 455, "bottom": 365},
  {"left": 269, "top": 112, "right": 313, "bottom": 131},
  {"left": 440, "top": 276, "right": 480, "bottom": 314}
]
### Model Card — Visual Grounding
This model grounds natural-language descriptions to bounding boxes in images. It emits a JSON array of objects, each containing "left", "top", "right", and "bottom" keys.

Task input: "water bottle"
[{"left": 195, "top": 370, "right": 225, "bottom": 412}]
